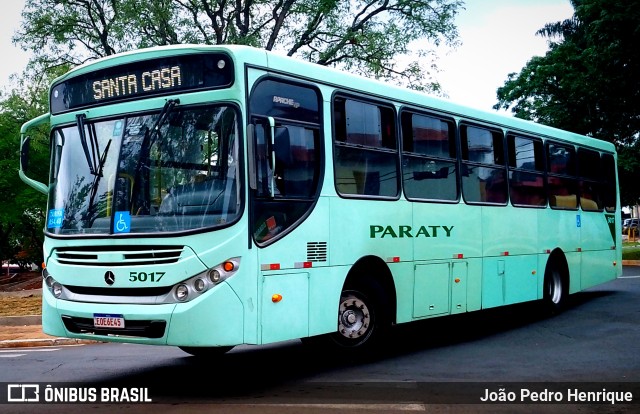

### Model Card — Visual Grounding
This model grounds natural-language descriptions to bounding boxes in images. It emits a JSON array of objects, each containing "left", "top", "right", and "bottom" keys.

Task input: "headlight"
[
  {"left": 194, "top": 278, "right": 206, "bottom": 292},
  {"left": 45, "top": 275, "right": 55, "bottom": 289},
  {"left": 208, "top": 269, "right": 221, "bottom": 283},
  {"left": 170, "top": 257, "right": 241, "bottom": 303},
  {"left": 52, "top": 282, "right": 63, "bottom": 298},
  {"left": 175, "top": 284, "right": 189, "bottom": 301},
  {"left": 43, "top": 272, "right": 64, "bottom": 298}
]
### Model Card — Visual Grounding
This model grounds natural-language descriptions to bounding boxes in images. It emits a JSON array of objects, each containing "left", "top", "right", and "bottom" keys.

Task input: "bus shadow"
[
  {"left": 388, "top": 290, "right": 615, "bottom": 354},
  {"left": 91, "top": 290, "right": 617, "bottom": 403}
]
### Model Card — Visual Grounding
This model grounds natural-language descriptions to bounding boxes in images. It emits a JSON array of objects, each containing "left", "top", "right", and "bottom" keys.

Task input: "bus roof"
[{"left": 54, "top": 44, "right": 615, "bottom": 153}]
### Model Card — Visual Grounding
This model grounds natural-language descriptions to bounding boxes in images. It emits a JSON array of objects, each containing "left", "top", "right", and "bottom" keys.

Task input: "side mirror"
[
  {"left": 20, "top": 136, "right": 31, "bottom": 173},
  {"left": 18, "top": 113, "right": 50, "bottom": 195}
]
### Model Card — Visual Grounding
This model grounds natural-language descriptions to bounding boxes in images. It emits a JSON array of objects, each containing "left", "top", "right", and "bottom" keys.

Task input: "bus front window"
[{"left": 46, "top": 105, "right": 241, "bottom": 235}]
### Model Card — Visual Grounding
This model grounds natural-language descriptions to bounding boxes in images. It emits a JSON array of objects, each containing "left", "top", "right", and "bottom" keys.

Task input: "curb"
[
  {"left": 622, "top": 260, "right": 640, "bottom": 266},
  {"left": 0, "top": 338, "right": 100, "bottom": 349}
]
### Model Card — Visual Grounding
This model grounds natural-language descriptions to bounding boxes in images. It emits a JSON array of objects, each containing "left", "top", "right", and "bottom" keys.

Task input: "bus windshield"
[{"left": 46, "top": 104, "right": 241, "bottom": 235}]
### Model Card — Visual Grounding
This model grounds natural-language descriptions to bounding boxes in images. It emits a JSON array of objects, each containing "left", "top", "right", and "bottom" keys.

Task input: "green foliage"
[
  {"left": 494, "top": 0, "right": 640, "bottom": 206},
  {"left": 622, "top": 245, "right": 640, "bottom": 261},
  {"left": 15, "top": 0, "right": 462, "bottom": 93},
  {"left": 0, "top": 71, "right": 54, "bottom": 267}
]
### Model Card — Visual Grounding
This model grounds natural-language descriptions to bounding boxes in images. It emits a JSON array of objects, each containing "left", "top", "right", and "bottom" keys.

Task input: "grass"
[
  {"left": 0, "top": 295, "right": 41, "bottom": 316},
  {"left": 622, "top": 240, "right": 640, "bottom": 260}
]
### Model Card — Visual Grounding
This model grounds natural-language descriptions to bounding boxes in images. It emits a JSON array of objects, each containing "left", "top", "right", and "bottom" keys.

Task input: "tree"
[
  {"left": 0, "top": 70, "right": 56, "bottom": 269},
  {"left": 493, "top": 0, "right": 640, "bottom": 206},
  {"left": 15, "top": 0, "right": 463, "bottom": 92}
]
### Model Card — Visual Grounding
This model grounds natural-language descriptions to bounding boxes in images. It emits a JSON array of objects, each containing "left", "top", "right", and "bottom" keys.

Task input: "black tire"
[
  {"left": 179, "top": 346, "right": 234, "bottom": 358},
  {"left": 323, "top": 280, "right": 391, "bottom": 354},
  {"left": 543, "top": 259, "right": 567, "bottom": 315}
]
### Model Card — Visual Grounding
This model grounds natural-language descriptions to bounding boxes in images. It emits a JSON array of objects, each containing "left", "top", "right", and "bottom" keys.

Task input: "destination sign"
[
  {"left": 50, "top": 53, "right": 234, "bottom": 114},
  {"left": 92, "top": 65, "right": 182, "bottom": 101}
]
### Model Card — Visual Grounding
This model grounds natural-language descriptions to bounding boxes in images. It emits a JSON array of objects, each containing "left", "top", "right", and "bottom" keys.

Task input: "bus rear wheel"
[
  {"left": 179, "top": 346, "right": 234, "bottom": 358},
  {"left": 543, "top": 260, "right": 567, "bottom": 314}
]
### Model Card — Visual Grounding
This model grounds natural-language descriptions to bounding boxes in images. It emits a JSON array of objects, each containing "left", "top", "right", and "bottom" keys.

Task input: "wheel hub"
[{"left": 338, "top": 296, "right": 370, "bottom": 338}]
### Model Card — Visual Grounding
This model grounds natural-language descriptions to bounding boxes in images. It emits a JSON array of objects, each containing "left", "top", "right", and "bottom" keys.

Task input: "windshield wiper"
[
  {"left": 76, "top": 114, "right": 112, "bottom": 225},
  {"left": 148, "top": 99, "right": 180, "bottom": 149},
  {"left": 76, "top": 114, "right": 98, "bottom": 175},
  {"left": 135, "top": 99, "right": 180, "bottom": 179}
]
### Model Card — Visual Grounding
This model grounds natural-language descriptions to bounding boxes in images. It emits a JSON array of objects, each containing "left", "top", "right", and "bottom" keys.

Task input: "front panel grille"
[
  {"left": 53, "top": 245, "right": 185, "bottom": 266},
  {"left": 65, "top": 285, "right": 173, "bottom": 297},
  {"left": 62, "top": 316, "right": 166, "bottom": 339}
]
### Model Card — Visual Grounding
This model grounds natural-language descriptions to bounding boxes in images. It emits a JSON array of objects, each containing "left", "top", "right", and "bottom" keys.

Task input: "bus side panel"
[
  {"left": 260, "top": 272, "right": 309, "bottom": 344},
  {"left": 256, "top": 197, "right": 331, "bottom": 342},
  {"left": 482, "top": 206, "right": 539, "bottom": 257},
  {"left": 308, "top": 266, "right": 347, "bottom": 336},
  {"left": 581, "top": 212, "right": 616, "bottom": 251},
  {"left": 565, "top": 252, "right": 582, "bottom": 294},
  {"left": 411, "top": 202, "right": 482, "bottom": 315},
  {"left": 466, "top": 258, "right": 482, "bottom": 312},
  {"left": 329, "top": 197, "right": 413, "bottom": 265},
  {"left": 581, "top": 250, "right": 617, "bottom": 290},
  {"left": 580, "top": 211, "right": 618, "bottom": 289},
  {"left": 539, "top": 209, "right": 582, "bottom": 293},
  {"left": 412, "top": 203, "right": 481, "bottom": 261},
  {"left": 391, "top": 261, "right": 416, "bottom": 324},
  {"left": 481, "top": 255, "right": 538, "bottom": 309},
  {"left": 481, "top": 206, "right": 539, "bottom": 309}
]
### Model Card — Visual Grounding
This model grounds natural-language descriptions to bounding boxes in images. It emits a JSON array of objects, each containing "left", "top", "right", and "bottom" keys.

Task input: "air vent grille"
[{"left": 307, "top": 241, "right": 327, "bottom": 262}]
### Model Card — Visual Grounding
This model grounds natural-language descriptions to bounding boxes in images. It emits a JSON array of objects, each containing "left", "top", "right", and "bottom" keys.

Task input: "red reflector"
[
  {"left": 502, "top": 251, "right": 509, "bottom": 256},
  {"left": 303, "top": 261, "right": 312, "bottom": 268},
  {"left": 454, "top": 254, "right": 464, "bottom": 259},
  {"left": 270, "top": 263, "right": 280, "bottom": 270},
  {"left": 387, "top": 257, "right": 400, "bottom": 263},
  {"left": 545, "top": 249, "right": 551, "bottom": 254},
  {"left": 576, "top": 247, "right": 582, "bottom": 252}
]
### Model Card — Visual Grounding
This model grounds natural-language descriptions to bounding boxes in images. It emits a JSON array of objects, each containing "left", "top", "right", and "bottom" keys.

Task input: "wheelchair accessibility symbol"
[{"left": 114, "top": 211, "right": 131, "bottom": 234}]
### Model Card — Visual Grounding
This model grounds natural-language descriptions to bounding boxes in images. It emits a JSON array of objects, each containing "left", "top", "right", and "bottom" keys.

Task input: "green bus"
[{"left": 19, "top": 45, "right": 622, "bottom": 356}]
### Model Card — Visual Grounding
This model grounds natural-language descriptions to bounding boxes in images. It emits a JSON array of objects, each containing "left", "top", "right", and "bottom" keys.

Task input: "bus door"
[{"left": 247, "top": 76, "right": 325, "bottom": 344}]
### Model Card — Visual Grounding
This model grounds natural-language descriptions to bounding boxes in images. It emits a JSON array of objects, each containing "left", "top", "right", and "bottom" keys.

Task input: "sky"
[
  {"left": 437, "top": 0, "right": 574, "bottom": 111},
  {"left": 0, "top": 0, "right": 574, "bottom": 113}
]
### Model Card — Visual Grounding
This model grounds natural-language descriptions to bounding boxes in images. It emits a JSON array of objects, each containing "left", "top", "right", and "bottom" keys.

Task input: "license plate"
[{"left": 93, "top": 313, "right": 125, "bottom": 329}]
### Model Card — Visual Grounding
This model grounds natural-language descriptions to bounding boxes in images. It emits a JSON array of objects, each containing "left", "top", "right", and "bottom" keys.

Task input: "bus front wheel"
[{"left": 327, "top": 282, "right": 390, "bottom": 352}]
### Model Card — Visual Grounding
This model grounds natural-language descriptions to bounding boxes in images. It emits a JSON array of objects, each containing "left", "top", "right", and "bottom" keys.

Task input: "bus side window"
[
  {"left": 602, "top": 153, "right": 617, "bottom": 212},
  {"left": 547, "top": 143, "right": 578, "bottom": 209},
  {"left": 577, "top": 148, "right": 603, "bottom": 211},
  {"left": 460, "top": 124, "right": 507, "bottom": 205},
  {"left": 507, "top": 134, "right": 546, "bottom": 207},
  {"left": 401, "top": 111, "right": 458, "bottom": 202},
  {"left": 333, "top": 97, "right": 399, "bottom": 198}
]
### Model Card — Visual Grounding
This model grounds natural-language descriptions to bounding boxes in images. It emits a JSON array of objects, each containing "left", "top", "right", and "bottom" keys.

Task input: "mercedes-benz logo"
[{"left": 105, "top": 271, "right": 115, "bottom": 286}]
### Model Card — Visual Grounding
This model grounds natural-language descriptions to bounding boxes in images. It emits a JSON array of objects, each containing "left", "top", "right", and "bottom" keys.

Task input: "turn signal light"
[
  {"left": 223, "top": 261, "right": 235, "bottom": 272},
  {"left": 272, "top": 294, "right": 283, "bottom": 303}
]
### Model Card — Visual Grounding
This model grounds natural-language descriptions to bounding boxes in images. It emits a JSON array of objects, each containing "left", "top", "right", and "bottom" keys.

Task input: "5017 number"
[{"left": 129, "top": 271, "right": 165, "bottom": 283}]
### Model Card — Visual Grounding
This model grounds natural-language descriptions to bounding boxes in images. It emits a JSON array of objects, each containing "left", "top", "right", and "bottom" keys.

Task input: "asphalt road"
[{"left": 1, "top": 266, "right": 639, "bottom": 413}]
